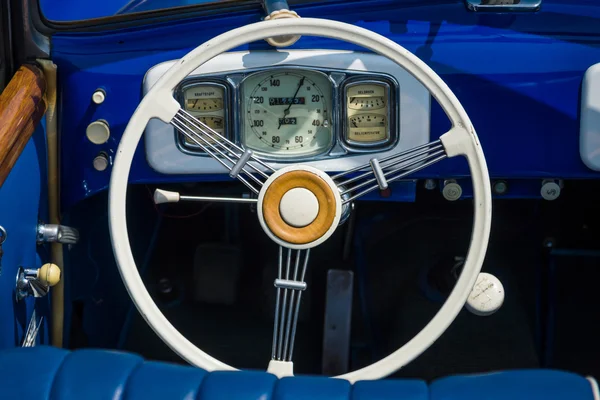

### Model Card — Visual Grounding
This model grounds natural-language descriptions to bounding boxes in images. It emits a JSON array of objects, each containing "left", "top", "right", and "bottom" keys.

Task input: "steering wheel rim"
[{"left": 109, "top": 18, "right": 492, "bottom": 382}]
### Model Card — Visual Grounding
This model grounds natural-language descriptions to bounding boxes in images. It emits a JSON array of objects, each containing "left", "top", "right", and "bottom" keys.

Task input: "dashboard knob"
[
  {"left": 93, "top": 152, "right": 110, "bottom": 171},
  {"left": 466, "top": 272, "right": 504, "bottom": 316},
  {"left": 92, "top": 88, "right": 106, "bottom": 104},
  {"left": 37, "top": 263, "right": 61, "bottom": 287},
  {"left": 541, "top": 180, "right": 561, "bottom": 201},
  {"left": 86, "top": 120, "right": 110, "bottom": 145},
  {"left": 442, "top": 180, "right": 462, "bottom": 201}
]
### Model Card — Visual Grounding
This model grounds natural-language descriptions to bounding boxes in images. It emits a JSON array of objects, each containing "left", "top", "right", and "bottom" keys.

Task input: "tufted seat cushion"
[{"left": 0, "top": 346, "right": 596, "bottom": 399}]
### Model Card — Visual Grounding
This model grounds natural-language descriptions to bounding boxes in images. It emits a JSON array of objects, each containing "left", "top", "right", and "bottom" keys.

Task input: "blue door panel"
[{"left": 0, "top": 126, "right": 47, "bottom": 348}]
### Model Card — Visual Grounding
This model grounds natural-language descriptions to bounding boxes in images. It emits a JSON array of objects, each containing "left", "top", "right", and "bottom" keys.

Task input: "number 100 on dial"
[{"left": 242, "top": 70, "right": 333, "bottom": 157}]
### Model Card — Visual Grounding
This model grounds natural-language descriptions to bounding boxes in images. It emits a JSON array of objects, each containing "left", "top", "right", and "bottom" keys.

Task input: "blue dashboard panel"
[
  {"left": 0, "top": 126, "right": 47, "bottom": 349},
  {"left": 50, "top": 0, "right": 600, "bottom": 210}
]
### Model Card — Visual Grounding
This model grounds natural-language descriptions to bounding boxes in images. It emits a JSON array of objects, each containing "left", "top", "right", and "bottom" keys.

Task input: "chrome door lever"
[
  {"left": 465, "top": 0, "right": 541, "bottom": 12},
  {"left": 37, "top": 223, "right": 79, "bottom": 244}
]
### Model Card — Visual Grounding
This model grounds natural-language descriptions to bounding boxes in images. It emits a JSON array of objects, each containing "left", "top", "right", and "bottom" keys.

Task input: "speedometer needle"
[{"left": 278, "top": 76, "right": 305, "bottom": 130}]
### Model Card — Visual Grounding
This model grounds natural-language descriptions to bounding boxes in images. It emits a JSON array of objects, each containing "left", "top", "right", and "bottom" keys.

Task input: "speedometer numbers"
[
  {"left": 180, "top": 82, "right": 227, "bottom": 149},
  {"left": 344, "top": 81, "right": 392, "bottom": 148},
  {"left": 242, "top": 70, "right": 333, "bottom": 158}
]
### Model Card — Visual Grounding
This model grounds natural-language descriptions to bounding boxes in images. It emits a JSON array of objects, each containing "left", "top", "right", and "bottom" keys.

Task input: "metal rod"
[
  {"left": 271, "top": 246, "right": 283, "bottom": 360},
  {"left": 229, "top": 149, "right": 253, "bottom": 179},
  {"left": 288, "top": 248, "right": 310, "bottom": 361},
  {"left": 341, "top": 149, "right": 446, "bottom": 196},
  {"left": 331, "top": 140, "right": 441, "bottom": 180},
  {"left": 277, "top": 248, "right": 292, "bottom": 360},
  {"left": 336, "top": 143, "right": 443, "bottom": 187},
  {"left": 283, "top": 250, "right": 302, "bottom": 360},
  {"left": 370, "top": 158, "right": 388, "bottom": 190},
  {"left": 344, "top": 154, "right": 447, "bottom": 203},
  {"left": 172, "top": 116, "right": 265, "bottom": 189},
  {"left": 171, "top": 119, "right": 259, "bottom": 194},
  {"left": 179, "top": 195, "right": 257, "bottom": 204},
  {"left": 176, "top": 109, "right": 276, "bottom": 173}
]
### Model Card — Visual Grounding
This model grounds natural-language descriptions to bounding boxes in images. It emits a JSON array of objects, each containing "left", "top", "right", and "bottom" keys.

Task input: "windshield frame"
[{"left": 34, "top": 0, "right": 352, "bottom": 33}]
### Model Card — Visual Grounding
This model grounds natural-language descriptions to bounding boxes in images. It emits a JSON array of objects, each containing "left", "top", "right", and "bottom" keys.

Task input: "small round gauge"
[
  {"left": 183, "top": 116, "right": 224, "bottom": 145},
  {"left": 242, "top": 70, "right": 333, "bottom": 157}
]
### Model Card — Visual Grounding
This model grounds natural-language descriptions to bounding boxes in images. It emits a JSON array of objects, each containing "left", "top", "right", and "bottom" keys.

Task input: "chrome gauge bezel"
[
  {"left": 173, "top": 67, "right": 399, "bottom": 162},
  {"left": 239, "top": 67, "right": 338, "bottom": 161},
  {"left": 174, "top": 80, "right": 231, "bottom": 155},
  {"left": 341, "top": 77, "right": 398, "bottom": 152}
]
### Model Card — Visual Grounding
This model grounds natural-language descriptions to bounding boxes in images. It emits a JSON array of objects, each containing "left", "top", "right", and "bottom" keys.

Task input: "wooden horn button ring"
[{"left": 262, "top": 170, "right": 337, "bottom": 245}]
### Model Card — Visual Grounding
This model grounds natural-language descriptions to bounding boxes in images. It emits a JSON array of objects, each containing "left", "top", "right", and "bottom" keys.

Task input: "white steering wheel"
[{"left": 109, "top": 18, "right": 491, "bottom": 382}]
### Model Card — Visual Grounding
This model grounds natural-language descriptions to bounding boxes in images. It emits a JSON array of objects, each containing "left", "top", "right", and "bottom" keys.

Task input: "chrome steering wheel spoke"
[
  {"left": 270, "top": 246, "right": 310, "bottom": 371},
  {"left": 171, "top": 108, "right": 276, "bottom": 194},
  {"left": 332, "top": 139, "right": 448, "bottom": 203}
]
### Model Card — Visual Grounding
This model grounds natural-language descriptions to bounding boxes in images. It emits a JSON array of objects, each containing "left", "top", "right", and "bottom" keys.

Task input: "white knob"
[
  {"left": 92, "top": 89, "right": 106, "bottom": 104},
  {"left": 443, "top": 181, "right": 462, "bottom": 201},
  {"left": 86, "top": 120, "right": 110, "bottom": 145},
  {"left": 541, "top": 181, "right": 561, "bottom": 201},
  {"left": 154, "top": 189, "right": 180, "bottom": 204},
  {"left": 466, "top": 272, "right": 504, "bottom": 316},
  {"left": 37, "top": 263, "right": 61, "bottom": 287}
]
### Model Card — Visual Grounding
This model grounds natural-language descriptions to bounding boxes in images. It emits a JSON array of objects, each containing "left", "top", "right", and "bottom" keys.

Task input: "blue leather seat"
[{"left": 0, "top": 346, "right": 596, "bottom": 399}]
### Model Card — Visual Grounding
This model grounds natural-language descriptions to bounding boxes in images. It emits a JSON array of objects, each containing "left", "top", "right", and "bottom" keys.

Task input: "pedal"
[
  {"left": 322, "top": 269, "right": 354, "bottom": 376},
  {"left": 192, "top": 243, "right": 243, "bottom": 305}
]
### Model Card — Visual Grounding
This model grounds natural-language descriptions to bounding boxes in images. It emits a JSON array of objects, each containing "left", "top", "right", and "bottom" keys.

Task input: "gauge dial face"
[
  {"left": 242, "top": 70, "right": 333, "bottom": 157},
  {"left": 181, "top": 84, "right": 226, "bottom": 148},
  {"left": 346, "top": 83, "right": 390, "bottom": 144}
]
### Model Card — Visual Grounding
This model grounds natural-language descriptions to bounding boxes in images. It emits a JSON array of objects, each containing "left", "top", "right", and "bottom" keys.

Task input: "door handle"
[{"left": 465, "top": 0, "right": 541, "bottom": 12}]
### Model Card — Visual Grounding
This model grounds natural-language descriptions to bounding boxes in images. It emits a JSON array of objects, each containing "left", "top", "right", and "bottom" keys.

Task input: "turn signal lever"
[
  {"left": 153, "top": 189, "right": 257, "bottom": 204},
  {"left": 16, "top": 263, "right": 61, "bottom": 301}
]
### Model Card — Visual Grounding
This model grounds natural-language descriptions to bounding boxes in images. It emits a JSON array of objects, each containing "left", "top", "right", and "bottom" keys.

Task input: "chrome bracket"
[
  {"left": 464, "top": 0, "right": 542, "bottom": 12},
  {"left": 272, "top": 248, "right": 310, "bottom": 362},
  {"left": 15, "top": 267, "right": 48, "bottom": 301},
  {"left": 369, "top": 158, "right": 388, "bottom": 190}
]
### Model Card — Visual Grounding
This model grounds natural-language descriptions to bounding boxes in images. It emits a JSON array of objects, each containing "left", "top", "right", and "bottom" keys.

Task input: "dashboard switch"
[
  {"left": 92, "top": 88, "right": 106, "bottom": 104},
  {"left": 86, "top": 120, "right": 110, "bottom": 145},
  {"left": 93, "top": 152, "right": 110, "bottom": 171},
  {"left": 541, "top": 180, "right": 561, "bottom": 201},
  {"left": 442, "top": 180, "right": 462, "bottom": 201}
]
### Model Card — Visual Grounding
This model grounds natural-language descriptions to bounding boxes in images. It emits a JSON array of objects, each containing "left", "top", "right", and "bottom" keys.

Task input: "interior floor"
[{"left": 66, "top": 181, "right": 600, "bottom": 381}]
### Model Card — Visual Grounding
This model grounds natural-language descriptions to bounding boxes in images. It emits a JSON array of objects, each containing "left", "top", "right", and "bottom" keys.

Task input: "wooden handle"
[{"left": 0, "top": 64, "right": 47, "bottom": 187}]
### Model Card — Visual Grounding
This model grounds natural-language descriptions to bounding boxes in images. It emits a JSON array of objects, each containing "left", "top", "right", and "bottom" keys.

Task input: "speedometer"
[{"left": 242, "top": 70, "right": 333, "bottom": 158}]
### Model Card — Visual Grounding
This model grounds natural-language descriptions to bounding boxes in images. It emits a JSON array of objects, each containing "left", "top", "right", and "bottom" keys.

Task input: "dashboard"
[{"left": 143, "top": 50, "right": 429, "bottom": 174}]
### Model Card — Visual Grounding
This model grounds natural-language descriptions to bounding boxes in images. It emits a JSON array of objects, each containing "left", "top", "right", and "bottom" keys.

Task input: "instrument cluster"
[{"left": 176, "top": 67, "right": 397, "bottom": 161}]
